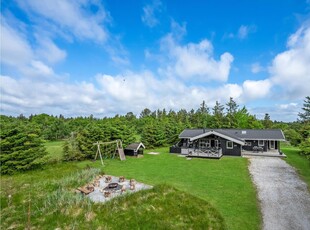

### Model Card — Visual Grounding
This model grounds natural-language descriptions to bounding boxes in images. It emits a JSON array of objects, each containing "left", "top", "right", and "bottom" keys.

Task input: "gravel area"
[
  {"left": 248, "top": 157, "right": 310, "bottom": 230},
  {"left": 87, "top": 175, "right": 152, "bottom": 203}
]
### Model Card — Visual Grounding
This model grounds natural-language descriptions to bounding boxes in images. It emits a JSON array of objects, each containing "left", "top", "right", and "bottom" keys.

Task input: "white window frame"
[
  {"left": 199, "top": 139, "right": 206, "bottom": 148},
  {"left": 258, "top": 140, "right": 264, "bottom": 146},
  {"left": 206, "top": 139, "right": 210, "bottom": 147},
  {"left": 226, "top": 141, "right": 233, "bottom": 149},
  {"left": 215, "top": 140, "right": 219, "bottom": 148}
]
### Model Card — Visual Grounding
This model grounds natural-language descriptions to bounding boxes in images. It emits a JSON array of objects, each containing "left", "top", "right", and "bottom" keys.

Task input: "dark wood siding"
[
  {"left": 221, "top": 140, "right": 242, "bottom": 156},
  {"left": 170, "top": 146, "right": 181, "bottom": 153},
  {"left": 124, "top": 149, "right": 136, "bottom": 156},
  {"left": 243, "top": 140, "right": 267, "bottom": 151},
  {"left": 242, "top": 140, "right": 256, "bottom": 151},
  {"left": 124, "top": 148, "right": 144, "bottom": 156}
]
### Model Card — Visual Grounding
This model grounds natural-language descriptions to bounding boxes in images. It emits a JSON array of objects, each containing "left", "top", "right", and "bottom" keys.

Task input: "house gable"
[{"left": 189, "top": 130, "right": 245, "bottom": 146}]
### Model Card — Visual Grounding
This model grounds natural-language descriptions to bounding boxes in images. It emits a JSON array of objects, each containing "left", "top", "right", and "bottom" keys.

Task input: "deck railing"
[{"left": 182, "top": 147, "right": 223, "bottom": 158}]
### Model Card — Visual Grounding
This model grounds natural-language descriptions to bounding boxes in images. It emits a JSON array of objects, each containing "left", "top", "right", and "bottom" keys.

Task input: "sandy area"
[
  {"left": 147, "top": 152, "right": 160, "bottom": 155},
  {"left": 248, "top": 157, "right": 310, "bottom": 230}
]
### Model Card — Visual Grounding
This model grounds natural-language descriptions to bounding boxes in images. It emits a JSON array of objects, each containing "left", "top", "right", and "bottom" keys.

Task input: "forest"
[{"left": 1, "top": 97, "right": 309, "bottom": 174}]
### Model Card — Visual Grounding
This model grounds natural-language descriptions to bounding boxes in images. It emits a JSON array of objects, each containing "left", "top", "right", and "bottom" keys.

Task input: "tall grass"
[
  {"left": 1, "top": 164, "right": 226, "bottom": 229},
  {"left": 1, "top": 166, "right": 101, "bottom": 229}
]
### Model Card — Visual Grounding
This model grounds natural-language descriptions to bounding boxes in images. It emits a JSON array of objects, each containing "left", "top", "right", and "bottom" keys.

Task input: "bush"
[{"left": 300, "top": 137, "right": 310, "bottom": 159}]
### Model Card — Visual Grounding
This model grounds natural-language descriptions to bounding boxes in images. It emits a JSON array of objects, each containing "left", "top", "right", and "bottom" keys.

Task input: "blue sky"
[{"left": 1, "top": 0, "right": 310, "bottom": 121}]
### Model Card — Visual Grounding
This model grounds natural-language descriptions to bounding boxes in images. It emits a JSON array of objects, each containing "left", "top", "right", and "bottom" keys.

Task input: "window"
[
  {"left": 226, "top": 141, "right": 233, "bottom": 149},
  {"left": 258, "top": 140, "right": 264, "bottom": 146},
  {"left": 246, "top": 142, "right": 252, "bottom": 146}
]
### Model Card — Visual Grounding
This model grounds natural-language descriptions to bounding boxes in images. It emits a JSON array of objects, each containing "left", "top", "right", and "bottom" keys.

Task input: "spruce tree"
[
  {"left": 298, "top": 96, "right": 310, "bottom": 122},
  {"left": 0, "top": 123, "right": 47, "bottom": 174}
]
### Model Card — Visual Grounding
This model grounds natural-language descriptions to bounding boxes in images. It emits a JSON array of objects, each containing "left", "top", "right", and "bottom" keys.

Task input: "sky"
[{"left": 1, "top": 0, "right": 310, "bottom": 121}]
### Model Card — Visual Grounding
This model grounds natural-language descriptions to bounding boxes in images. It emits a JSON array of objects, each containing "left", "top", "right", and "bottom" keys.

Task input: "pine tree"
[
  {"left": 141, "top": 119, "right": 166, "bottom": 148},
  {"left": 298, "top": 96, "right": 310, "bottom": 122},
  {"left": 225, "top": 97, "right": 239, "bottom": 128},
  {"left": 0, "top": 123, "right": 47, "bottom": 174},
  {"left": 263, "top": 113, "right": 273, "bottom": 129},
  {"left": 211, "top": 101, "right": 225, "bottom": 128}
]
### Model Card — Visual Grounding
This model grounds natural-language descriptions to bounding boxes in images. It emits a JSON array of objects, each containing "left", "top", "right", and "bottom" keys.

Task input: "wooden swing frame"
[{"left": 93, "top": 140, "right": 126, "bottom": 165}]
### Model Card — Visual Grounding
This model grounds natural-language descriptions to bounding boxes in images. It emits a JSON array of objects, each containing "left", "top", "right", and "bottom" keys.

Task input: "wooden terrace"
[{"left": 181, "top": 147, "right": 223, "bottom": 159}]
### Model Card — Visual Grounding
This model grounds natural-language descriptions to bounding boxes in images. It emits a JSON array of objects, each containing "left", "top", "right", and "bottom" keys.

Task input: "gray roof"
[
  {"left": 179, "top": 129, "right": 285, "bottom": 141},
  {"left": 125, "top": 142, "right": 145, "bottom": 150}
]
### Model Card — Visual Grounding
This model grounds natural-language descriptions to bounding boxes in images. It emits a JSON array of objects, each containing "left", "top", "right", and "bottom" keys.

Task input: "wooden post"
[
  {"left": 94, "top": 141, "right": 99, "bottom": 160},
  {"left": 98, "top": 143, "right": 104, "bottom": 166},
  {"left": 93, "top": 142, "right": 104, "bottom": 166}
]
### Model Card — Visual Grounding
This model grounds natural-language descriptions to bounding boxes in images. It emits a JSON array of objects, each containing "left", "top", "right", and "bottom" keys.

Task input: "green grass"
[
  {"left": 44, "top": 141, "right": 64, "bottom": 162},
  {"left": 282, "top": 145, "right": 310, "bottom": 189},
  {"left": 1, "top": 142, "right": 261, "bottom": 230},
  {"left": 98, "top": 148, "right": 261, "bottom": 230},
  {"left": 1, "top": 164, "right": 225, "bottom": 229}
]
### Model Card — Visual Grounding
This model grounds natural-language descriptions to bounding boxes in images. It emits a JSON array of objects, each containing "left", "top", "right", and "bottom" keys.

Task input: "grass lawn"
[
  {"left": 44, "top": 141, "right": 64, "bottom": 162},
  {"left": 1, "top": 143, "right": 261, "bottom": 230},
  {"left": 282, "top": 145, "right": 310, "bottom": 189},
  {"left": 90, "top": 147, "right": 261, "bottom": 230}
]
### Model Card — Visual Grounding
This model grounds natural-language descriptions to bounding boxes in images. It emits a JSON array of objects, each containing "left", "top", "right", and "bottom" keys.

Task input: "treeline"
[{"left": 1, "top": 97, "right": 309, "bottom": 174}]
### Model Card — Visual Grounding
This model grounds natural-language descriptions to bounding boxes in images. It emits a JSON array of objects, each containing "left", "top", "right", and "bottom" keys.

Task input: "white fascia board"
[{"left": 138, "top": 143, "right": 146, "bottom": 149}]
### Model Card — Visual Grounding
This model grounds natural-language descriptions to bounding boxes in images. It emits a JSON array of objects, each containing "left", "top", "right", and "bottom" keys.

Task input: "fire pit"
[
  {"left": 87, "top": 175, "right": 153, "bottom": 203},
  {"left": 104, "top": 183, "right": 122, "bottom": 191},
  {"left": 108, "top": 183, "right": 118, "bottom": 189}
]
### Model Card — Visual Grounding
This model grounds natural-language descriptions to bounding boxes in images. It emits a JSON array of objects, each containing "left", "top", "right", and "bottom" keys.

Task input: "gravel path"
[{"left": 248, "top": 157, "right": 310, "bottom": 230}]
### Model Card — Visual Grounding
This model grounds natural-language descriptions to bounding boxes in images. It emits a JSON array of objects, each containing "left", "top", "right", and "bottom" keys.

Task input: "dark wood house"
[
  {"left": 124, "top": 142, "right": 145, "bottom": 156},
  {"left": 170, "top": 129, "right": 285, "bottom": 158}
]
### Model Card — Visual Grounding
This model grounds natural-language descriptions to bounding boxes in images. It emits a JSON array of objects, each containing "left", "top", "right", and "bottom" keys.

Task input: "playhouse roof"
[{"left": 125, "top": 142, "right": 145, "bottom": 151}]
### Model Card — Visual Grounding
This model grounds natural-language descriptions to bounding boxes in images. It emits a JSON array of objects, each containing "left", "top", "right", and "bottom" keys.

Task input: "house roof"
[
  {"left": 125, "top": 142, "right": 145, "bottom": 151},
  {"left": 180, "top": 128, "right": 285, "bottom": 141},
  {"left": 189, "top": 130, "right": 245, "bottom": 145}
]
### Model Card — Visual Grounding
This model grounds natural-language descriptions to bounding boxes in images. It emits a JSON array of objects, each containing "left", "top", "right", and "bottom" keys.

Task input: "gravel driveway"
[{"left": 248, "top": 157, "right": 310, "bottom": 230}]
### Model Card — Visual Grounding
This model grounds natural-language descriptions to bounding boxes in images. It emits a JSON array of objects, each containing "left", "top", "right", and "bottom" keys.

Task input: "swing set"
[{"left": 93, "top": 140, "right": 126, "bottom": 165}]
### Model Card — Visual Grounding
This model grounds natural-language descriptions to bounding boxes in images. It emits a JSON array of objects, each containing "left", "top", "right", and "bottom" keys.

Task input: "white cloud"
[
  {"left": 249, "top": 103, "right": 301, "bottom": 122},
  {"left": 269, "top": 25, "right": 310, "bottom": 98},
  {"left": 35, "top": 37, "right": 67, "bottom": 64},
  {"left": 141, "top": 0, "right": 162, "bottom": 28},
  {"left": 1, "top": 17, "right": 57, "bottom": 78},
  {"left": 242, "top": 79, "right": 272, "bottom": 99},
  {"left": 237, "top": 25, "right": 256, "bottom": 39},
  {"left": 0, "top": 17, "right": 33, "bottom": 67},
  {"left": 30, "top": 60, "right": 54, "bottom": 76},
  {"left": 0, "top": 75, "right": 105, "bottom": 116},
  {"left": 160, "top": 33, "right": 234, "bottom": 82},
  {"left": 279, "top": 102, "right": 298, "bottom": 109},
  {"left": 17, "top": 0, "right": 108, "bottom": 42},
  {"left": 1, "top": 69, "right": 245, "bottom": 117},
  {"left": 251, "top": 62, "right": 264, "bottom": 73},
  {"left": 96, "top": 72, "right": 245, "bottom": 113}
]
